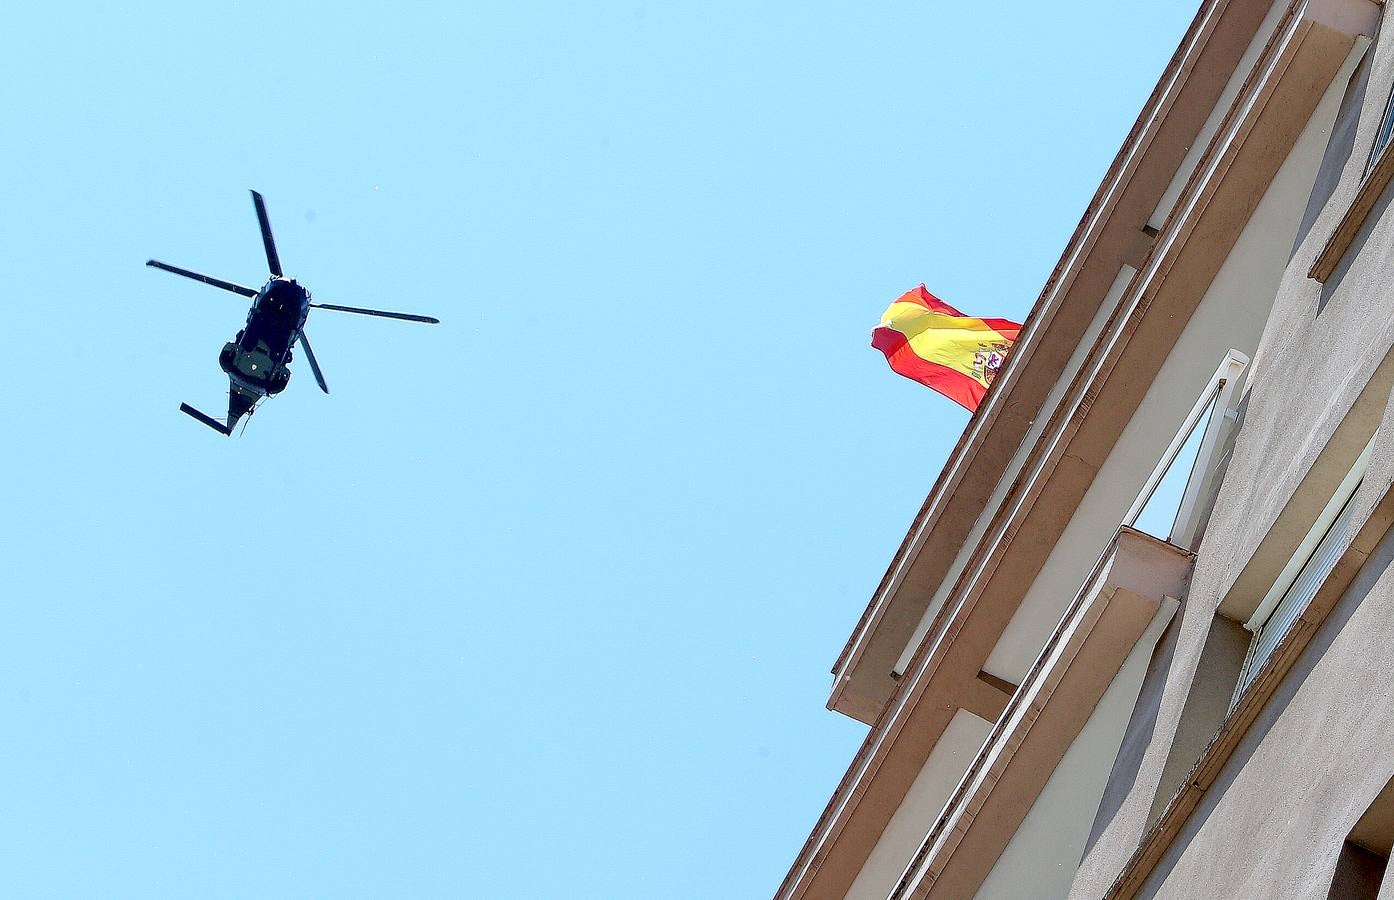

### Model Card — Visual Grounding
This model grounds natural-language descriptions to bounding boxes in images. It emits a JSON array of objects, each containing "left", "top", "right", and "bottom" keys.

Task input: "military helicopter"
[{"left": 148, "top": 190, "right": 439, "bottom": 436}]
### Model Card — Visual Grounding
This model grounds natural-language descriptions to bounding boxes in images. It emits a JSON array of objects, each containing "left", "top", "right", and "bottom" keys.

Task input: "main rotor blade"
[
  {"left": 250, "top": 190, "right": 283, "bottom": 276},
  {"left": 146, "top": 260, "right": 258, "bottom": 297},
  {"left": 310, "top": 302, "right": 440, "bottom": 324},
  {"left": 298, "top": 331, "right": 329, "bottom": 394}
]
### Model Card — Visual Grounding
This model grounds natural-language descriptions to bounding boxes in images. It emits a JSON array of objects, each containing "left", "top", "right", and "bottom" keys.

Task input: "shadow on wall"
[
  {"left": 1296, "top": 48, "right": 1372, "bottom": 266},
  {"left": 1079, "top": 613, "right": 1182, "bottom": 862},
  {"left": 1319, "top": 179, "right": 1394, "bottom": 314},
  {"left": 1138, "top": 524, "right": 1394, "bottom": 898}
]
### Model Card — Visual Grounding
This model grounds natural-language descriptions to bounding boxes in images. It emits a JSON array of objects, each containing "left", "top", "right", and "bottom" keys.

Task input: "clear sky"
[{"left": 2, "top": 3, "right": 1197, "bottom": 897}]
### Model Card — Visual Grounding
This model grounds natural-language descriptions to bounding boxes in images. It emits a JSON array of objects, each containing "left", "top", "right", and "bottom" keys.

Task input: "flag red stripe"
[
  {"left": 893, "top": 286, "right": 1020, "bottom": 340},
  {"left": 978, "top": 319, "right": 1022, "bottom": 340},
  {"left": 913, "top": 285, "right": 966, "bottom": 317},
  {"left": 871, "top": 326, "right": 986, "bottom": 412},
  {"left": 888, "top": 284, "right": 967, "bottom": 317}
]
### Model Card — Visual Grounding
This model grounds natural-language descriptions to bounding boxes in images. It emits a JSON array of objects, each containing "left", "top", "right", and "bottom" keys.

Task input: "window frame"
[
  {"left": 1123, "top": 350, "right": 1250, "bottom": 546},
  {"left": 1365, "top": 86, "right": 1394, "bottom": 179},
  {"left": 1364, "top": 11, "right": 1394, "bottom": 180},
  {"left": 1308, "top": 34, "right": 1384, "bottom": 282}
]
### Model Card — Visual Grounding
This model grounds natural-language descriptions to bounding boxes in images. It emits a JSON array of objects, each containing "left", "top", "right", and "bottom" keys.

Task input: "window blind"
[{"left": 1231, "top": 487, "right": 1361, "bottom": 709}]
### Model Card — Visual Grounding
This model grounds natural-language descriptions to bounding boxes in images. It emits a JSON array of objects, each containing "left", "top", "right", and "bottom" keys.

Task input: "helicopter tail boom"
[{"left": 179, "top": 403, "right": 233, "bottom": 436}]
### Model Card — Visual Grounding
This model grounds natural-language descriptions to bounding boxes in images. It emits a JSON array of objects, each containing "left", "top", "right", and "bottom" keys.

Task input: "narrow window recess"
[
  {"left": 1308, "top": 34, "right": 1379, "bottom": 283},
  {"left": 1310, "top": 138, "right": 1394, "bottom": 282},
  {"left": 1365, "top": 28, "right": 1394, "bottom": 180},
  {"left": 1327, "top": 772, "right": 1394, "bottom": 899}
]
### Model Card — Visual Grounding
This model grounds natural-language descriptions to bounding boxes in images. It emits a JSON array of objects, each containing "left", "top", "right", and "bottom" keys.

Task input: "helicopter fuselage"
[
  {"left": 221, "top": 277, "right": 310, "bottom": 398},
  {"left": 152, "top": 188, "right": 438, "bottom": 436}
]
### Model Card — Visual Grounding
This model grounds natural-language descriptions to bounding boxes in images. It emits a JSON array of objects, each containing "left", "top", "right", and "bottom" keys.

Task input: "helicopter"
[{"left": 148, "top": 190, "right": 439, "bottom": 436}]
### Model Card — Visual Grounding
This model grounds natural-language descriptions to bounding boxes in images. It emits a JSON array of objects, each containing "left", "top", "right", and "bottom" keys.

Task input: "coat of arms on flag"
[{"left": 871, "top": 285, "right": 1022, "bottom": 412}]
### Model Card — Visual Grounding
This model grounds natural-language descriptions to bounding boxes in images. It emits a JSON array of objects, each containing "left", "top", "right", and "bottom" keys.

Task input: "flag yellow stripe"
[{"left": 879, "top": 308, "right": 1012, "bottom": 385}]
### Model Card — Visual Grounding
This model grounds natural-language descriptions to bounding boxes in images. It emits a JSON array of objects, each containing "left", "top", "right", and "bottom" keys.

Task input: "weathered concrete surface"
[
  {"left": 1139, "top": 516, "right": 1394, "bottom": 898},
  {"left": 827, "top": 0, "right": 1277, "bottom": 727},
  {"left": 1209, "top": 18, "right": 1394, "bottom": 622},
  {"left": 1072, "top": 14, "right": 1394, "bottom": 897}
]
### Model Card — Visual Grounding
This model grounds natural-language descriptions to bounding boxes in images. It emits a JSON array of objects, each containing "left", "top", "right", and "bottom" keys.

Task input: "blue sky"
[{"left": 2, "top": 3, "right": 1196, "bottom": 897}]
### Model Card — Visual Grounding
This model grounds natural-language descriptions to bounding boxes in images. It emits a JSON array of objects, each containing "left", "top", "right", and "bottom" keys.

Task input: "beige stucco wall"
[
  {"left": 1209, "top": 32, "right": 1394, "bottom": 620},
  {"left": 1136, "top": 24, "right": 1394, "bottom": 892},
  {"left": 1141, "top": 475, "right": 1394, "bottom": 898},
  {"left": 843, "top": 16, "right": 1369, "bottom": 900},
  {"left": 972, "top": 601, "right": 1177, "bottom": 900},
  {"left": 888, "top": 0, "right": 1306, "bottom": 680},
  {"left": 891, "top": 266, "right": 1134, "bottom": 677},
  {"left": 977, "top": 43, "right": 1347, "bottom": 688},
  {"left": 1073, "top": 18, "right": 1394, "bottom": 899},
  {"left": 845, "top": 710, "right": 993, "bottom": 900}
]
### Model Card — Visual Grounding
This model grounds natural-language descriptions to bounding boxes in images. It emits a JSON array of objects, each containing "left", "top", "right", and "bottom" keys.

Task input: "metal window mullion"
[{"left": 1231, "top": 626, "right": 1264, "bottom": 711}]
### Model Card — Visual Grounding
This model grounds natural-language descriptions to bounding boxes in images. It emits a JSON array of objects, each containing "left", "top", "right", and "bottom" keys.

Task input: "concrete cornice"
[
  {"left": 1105, "top": 473, "right": 1394, "bottom": 899},
  {"left": 828, "top": 0, "right": 1270, "bottom": 726},
  {"left": 890, "top": 529, "right": 1190, "bottom": 900},
  {"left": 780, "top": 3, "right": 1372, "bottom": 897}
]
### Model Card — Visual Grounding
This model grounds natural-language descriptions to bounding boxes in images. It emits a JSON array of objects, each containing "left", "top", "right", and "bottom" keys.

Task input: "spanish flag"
[{"left": 872, "top": 285, "right": 1022, "bottom": 412}]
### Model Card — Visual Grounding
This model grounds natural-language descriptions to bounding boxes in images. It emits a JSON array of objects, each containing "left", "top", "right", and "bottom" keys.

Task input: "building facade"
[{"left": 779, "top": 1, "right": 1394, "bottom": 897}]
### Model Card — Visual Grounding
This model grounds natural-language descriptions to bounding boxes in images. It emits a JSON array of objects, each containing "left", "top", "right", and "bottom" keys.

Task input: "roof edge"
[{"left": 828, "top": 0, "right": 1246, "bottom": 709}]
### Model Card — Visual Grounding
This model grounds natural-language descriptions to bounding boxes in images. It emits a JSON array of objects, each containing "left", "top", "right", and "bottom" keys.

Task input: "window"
[
  {"left": 1309, "top": 35, "right": 1386, "bottom": 283},
  {"left": 1366, "top": 29, "right": 1394, "bottom": 178},
  {"left": 1327, "top": 773, "right": 1394, "bottom": 899},
  {"left": 1125, "top": 351, "right": 1249, "bottom": 549},
  {"left": 1230, "top": 437, "right": 1374, "bottom": 709},
  {"left": 1328, "top": 841, "right": 1386, "bottom": 900},
  {"left": 1366, "top": 88, "right": 1394, "bottom": 176},
  {"left": 1132, "top": 390, "right": 1219, "bottom": 541}
]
